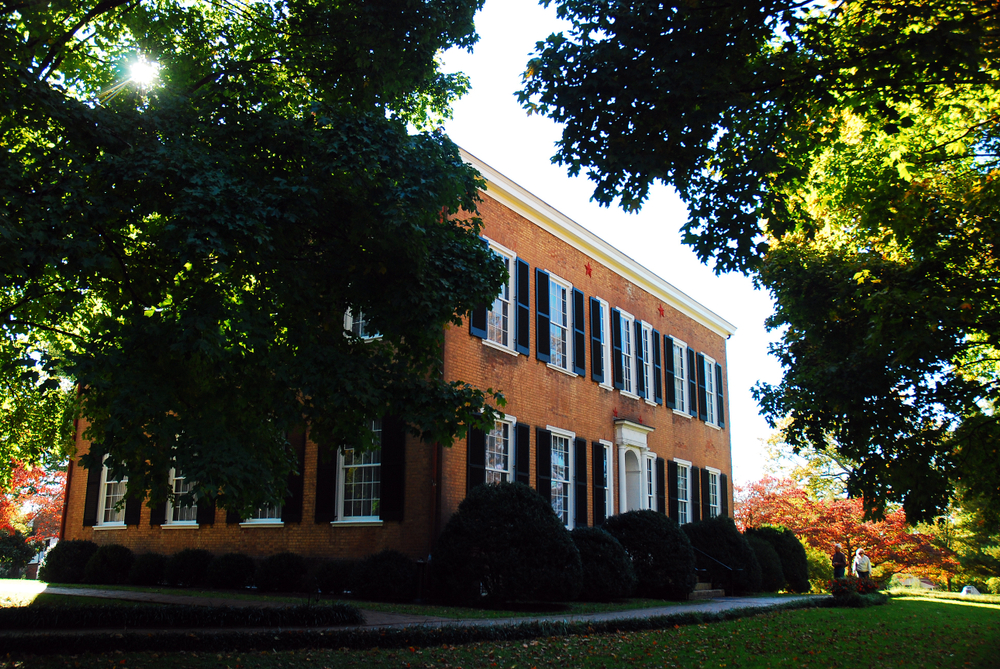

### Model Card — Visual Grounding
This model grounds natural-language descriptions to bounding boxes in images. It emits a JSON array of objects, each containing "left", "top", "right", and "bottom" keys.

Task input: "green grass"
[{"left": 7, "top": 598, "right": 999, "bottom": 668}]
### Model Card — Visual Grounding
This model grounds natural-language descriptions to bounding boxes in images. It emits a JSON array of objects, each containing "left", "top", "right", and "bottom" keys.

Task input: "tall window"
[
  {"left": 550, "top": 434, "right": 571, "bottom": 526},
  {"left": 600, "top": 443, "right": 612, "bottom": 519},
  {"left": 596, "top": 299, "right": 612, "bottom": 387},
  {"left": 341, "top": 419, "right": 382, "bottom": 520},
  {"left": 488, "top": 252, "right": 512, "bottom": 347},
  {"left": 621, "top": 312, "right": 635, "bottom": 393},
  {"left": 708, "top": 470, "right": 720, "bottom": 518},
  {"left": 673, "top": 340, "right": 687, "bottom": 413},
  {"left": 167, "top": 469, "right": 197, "bottom": 524},
  {"left": 677, "top": 462, "right": 690, "bottom": 524},
  {"left": 704, "top": 355, "right": 717, "bottom": 426},
  {"left": 99, "top": 459, "right": 126, "bottom": 525},
  {"left": 549, "top": 279, "right": 570, "bottom": 370},
  {"left": 641, "top": 323, "right": 653, "bottom": 400},
  {"left": 645, "top": 456, "right": 655, "bottom": 510},
  {"left": 485, "top": 420, "right": 511, "bottom": 483},
  {"left": 345, "top": 308, "right": 378, "bottom": 339}
]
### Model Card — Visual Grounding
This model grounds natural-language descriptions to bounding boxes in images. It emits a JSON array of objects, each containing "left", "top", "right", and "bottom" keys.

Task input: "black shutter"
[
  {"left": 514, "top": 423, "right": 530, "bottom": 485},
  {"left": 196, "top": 496, "right": 216, "bottom": 526},
  {"left": 469, "top": 304, "right": 487, "bottom": 339},
  {"left": 690, "top": 466, "right": 701, "bottom": 522},
  {"left": 535, "top": 269, "right": 551, "bottom": 363},
  {"left": 573, "top": 289, "right": 586, "bottom": 376},
  {"left": 656, "top": 457, "right": 666, "bottom": 515},
  {"left": 574, "top": 438, "right": 588, "bottom": 527},
  {"left": 716, "top": 363, "right": 726, "bottom": 429},
  {"left": 314, "top": 438, "right": 338, "bottom": 523},
  {"left": 667, "top": 460, "right": 679, "bottom": 520},
  {"left": 589, "top": 297, "right": 604, "bottom": 383},
  {"left": 82, "top": 453, "right": 103, "bottom": 527},
  {"left": 635, "top": 321, "right": 646, "bottom": 399},
  {"left": 592, "top": 442, "right": 606, "bottom": 525},
  {"left": 467, "top": 426, "right": 486, "bottom": 494},
  {"left": 611, "top": 308, "right": 623, "bottom": 390},
  {"left": 150, "top": 499, "right": 167, "bottom": 526},
  {"left": 124, "top": 493, "right": 142, "bottom": 526},
  {"left": 281, "top": 426, "right": 306, "bottom": 523},
  {"left": 720, "top": 473, "right": 729, "bottom": 518},
  {"left": 379, "top": 416, "right": 406, "bottom": 522},
  {"left": 652, "top": 328, "right": 663, "bottom": 405},
  {"left": 226, "top": 509, "right": 242, "bottom": 524},
  {"left": 515, "top": 259, "right": 531, "bottom": 355},
  {"left": 701, "top": 468, "right": 712, "bottom": 520},
  {"left": 664, "top": 335, "right": 676, "bottom": 409},
  {"left": 697, "top": 352, "right": 708, "bottom": 421},
  {"left": 536, "top": 428, "right": 552, "bottom": 504},
  {"left": 687, "top": 347, "right": 698, "bottom": 417}
]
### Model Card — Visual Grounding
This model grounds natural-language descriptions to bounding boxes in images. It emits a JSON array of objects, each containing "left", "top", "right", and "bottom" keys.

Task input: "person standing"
[
  {"left": 853, "top": 548, "right": 872, "bottom": 579},
  {"left": 831, "top": 544, "right": 847, "bottom": 579}
]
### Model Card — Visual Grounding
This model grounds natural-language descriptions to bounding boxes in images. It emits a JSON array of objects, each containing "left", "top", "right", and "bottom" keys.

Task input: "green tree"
[
  {"left": 520, "top": 0, "right": 1000, "bottom": 522},
  {"left": 1, "top": 0, "right": 504, "bottom": 515}
]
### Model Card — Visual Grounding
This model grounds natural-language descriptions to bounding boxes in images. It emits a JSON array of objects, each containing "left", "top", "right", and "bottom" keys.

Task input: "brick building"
[{"left": 61, "top": 149, "right": 736, "bottom": 560}]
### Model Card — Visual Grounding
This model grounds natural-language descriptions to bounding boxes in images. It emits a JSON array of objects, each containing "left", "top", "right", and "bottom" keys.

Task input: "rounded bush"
[
  {"left": 602, "top": 510, "right": 696, "bottom": 600},
  {"left": 571, "top": 527, "right": 636, "bottom": 601},
  {"left": 350, "top": 550, "right": 419, "bottom": 603},
  {"left": 682, "top": 515, "right": 761, "bottom": 594},
  {"left": 38, "top": 540, "right": 98, "bottom": 584},
  {"left": 746, "top": 534, "right": 784, "bottom": 592},
  {"left": 431, "top": 482, "right": 582, "bottom": 605},
  {"left": 164, "top": 549, "right": 214, "bottom": 587},
  {"left": 205, "top": 553, "right": 257, "bottom": 590},
  {"left": 745, "top": 526, "right": 810, "bottom": 593},
  {"left": 127, "top": 553, "right": 167, "bottom": 586},
  {"left": 83, "top": 544, "right": 134, "bottom": 585},
  {"left": 315, "top": 559, "right": 357, "bottom": 596},
  {"left": 987, "top": 577, "right": 1000, "bottom": 595},
  {"left": 256, "top": 552, "right": 308, "bottom": 592}
]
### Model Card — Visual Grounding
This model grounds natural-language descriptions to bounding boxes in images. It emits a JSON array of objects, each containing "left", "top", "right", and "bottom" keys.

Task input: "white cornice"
[{"left": 461, "top": 148, "right": 737, "bottom": 338}]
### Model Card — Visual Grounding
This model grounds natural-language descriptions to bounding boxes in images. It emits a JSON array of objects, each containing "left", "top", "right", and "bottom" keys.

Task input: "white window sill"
[
  {"left": 161, "top": 523, "right": 199, "bottom": 530},
  {"left": 706, "top": 422, "right": 722, "bottom": 431},
  {"left": 547, "top": 363, "right": 578, "bottom": 378},
  {"left": 645, "top": 399, "right": 658, "bottom": 407},
  {"left": 93, "top": 523, "right": 126, "bottom": 530},
  {"left": 673, "top": 409, "right": 693, "bottom": 419},
  {"left": 620, "top": 390, "right": 640, "bottom": 401},
  {"left": 483, "top": 339, "right": 519, "bottom": 357},
  {"left": 239, "top": 521, "right": 284, "bottom": 528},
  {"left": 599, "top": 383, "right": 614, "bottom": 391},
  {"left": 331, "top": 519, "right": 383, "bottom": 527}
]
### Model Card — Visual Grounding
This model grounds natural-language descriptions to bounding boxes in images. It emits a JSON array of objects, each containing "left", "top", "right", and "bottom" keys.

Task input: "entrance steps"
[{"left": 688, "top": 581, "right": 726, "bottom": 600}]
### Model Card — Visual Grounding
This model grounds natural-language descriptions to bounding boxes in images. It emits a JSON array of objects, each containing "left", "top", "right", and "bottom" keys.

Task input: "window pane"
[
  {"left": 342, "top": 419, "right": 382, "bottom": 519},
  {"left": 550, "top": 436, "right": 570, "bottom": 526},
  {"left": 485, "top": 421, "right": 510, "bottom": 484}
]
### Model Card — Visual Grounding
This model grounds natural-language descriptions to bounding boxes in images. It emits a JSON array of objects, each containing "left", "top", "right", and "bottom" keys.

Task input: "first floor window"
[
  {"left": 99, "top": 460, "right": 126, "bottom": 525},
  {"left": 341, "top": 419, "right": 382, "bottom": 520},
  {"left": 167, "top": 469, "right": 197, "bottom": 524},
  {"left": 345, "top": 308, "right": 378, "bottom": 339},
  {"left": 673, "top": 340, "right": 687, "bottom": 413},
  {"left": 486, "top": 420, "right": 511, "bottom": 483},
  {"left": 645, "top": 457, "right": 655, "bottom": 510},
  {"left": 677, "top": 462, "right": 690, "bottom": 524},
  {"left": 551, "top": 434, "right": 571, "bottom": 526},
  {"left": 708, "top": 470, "right": 720, "bottom": 518},
  {"left": 249, "top": 504, "right": 282, "bottom": 522},
  {"left": 601, "top": 443, "right": 612, "bottom": 519}
]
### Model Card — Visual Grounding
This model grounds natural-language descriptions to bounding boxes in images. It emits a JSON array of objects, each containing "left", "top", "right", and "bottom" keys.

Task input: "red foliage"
[
  {"left": 736, "top": 476, "right": 958, "bottom": 582},
  {"left": 0, "top": 461, "right": 66, "bottom": 542}
]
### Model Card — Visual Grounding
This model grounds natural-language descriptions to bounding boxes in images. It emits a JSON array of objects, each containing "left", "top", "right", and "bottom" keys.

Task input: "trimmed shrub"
[
  {"left": 83, "top": 544, "right": 134, "bottom": 585},
  {"left": 746, "top": 534, "right": 784, "bottom": 592},
  {"left": 987, "top": 577, "right": 1000, "bottom": 595},
  {"left": 315, "top": 559, "right": 356, "bottom": 596},
  {"left": 804, "top": 544, "right": 834, "bottom": 593},
  {"left": 164, "top": 549, "right": 214, "bottom": 587},
  {"left": 571, "top": 527, "right": 636, "bottom": 601},
  {"left": 38, "top": 539, "right": 98, "bottom": 584},
  {"left": 205, "top": 553, "right": 257, "bottom": 590},
  {"left": 683, "top": 515, "right": 761, "bottom": 594},
  {"left": 128, "top": 553, "right": 167, "bottom": 586},
  {"left": 431, "top": 482, "right": 582, "bottom": 605},
  {"left": 602, "top": 510, "right": 696, "bottom": 600},
  {"left": 350, "top": 550, "right": 419, "bottom": 603},
  {"left": 256, "top": 552, "right": 308, "bottom": 592},
  {"left": 745, "top": 526, "right": 810, "bottom": 593}
]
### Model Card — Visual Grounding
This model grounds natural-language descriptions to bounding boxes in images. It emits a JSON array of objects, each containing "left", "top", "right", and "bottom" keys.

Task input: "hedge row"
[{"left": 0, "top": 603, "right": 362, "bottom": 630}]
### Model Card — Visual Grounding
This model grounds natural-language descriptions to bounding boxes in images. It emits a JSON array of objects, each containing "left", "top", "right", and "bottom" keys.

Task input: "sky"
[{"left": 440, "top": 0, "right": 783, "bottom": 485}]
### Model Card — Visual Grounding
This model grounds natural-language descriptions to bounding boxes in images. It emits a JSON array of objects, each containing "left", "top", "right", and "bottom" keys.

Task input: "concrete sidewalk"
[{"left": 0, "top": 580, "right": 821, "bottom": 628}]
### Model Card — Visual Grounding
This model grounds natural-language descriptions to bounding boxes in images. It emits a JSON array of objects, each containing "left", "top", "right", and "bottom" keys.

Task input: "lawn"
[{"left": 5, "top": 598, "right": 998, "bottom": 668}]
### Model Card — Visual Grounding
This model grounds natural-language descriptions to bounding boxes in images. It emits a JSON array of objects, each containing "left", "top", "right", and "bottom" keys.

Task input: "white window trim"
[
  {"left": 96, "top": 456, "right": 126, "bottom": 528},
  {"left": 344, "top": 308, "right": 381, "bottom": 340},
  {"left": 706, "top": 466, "right": 722, "bottom": 518},
  {"left": 641, "top": 321, "right": 656, "bottom": 406},
  {"left": 485, "top": 414, "right": 517, "bottom": 484},
  {"left": 599, "top": 439, "right": 614, "bottom": 521},
  {"left": 241, "top": 505, "right": 284, "bottom": 527},
  {"left": 644, "top": 452, "right": 656, "bottom": 511},
  {"left": 546, "top": 272, "right": 575, "bottom": 375},
  {"left": 618, "top": 308, "right": 637, "bottom": 397},
  {"left": 335, "top": 419, "right": 383, "bottom": 523},
  {"left": 164, "top": 468, "right": 198, "bottom": 527},
  {"left": 672, "top": 337, "right": 691, "bottom": 417},
  {"left": 546, "top": 425, "right": 576, "bottom": 529},
  {"left": 703, "top": 353, "right": 720, "bottom": 428},
  {"left": 674, "top": 458, "right": 692, "bottom": 525},
  {"left": 483, "top": 237, "right": 517, "bottom": 353},
  {"left": 596, "top": 298, "right": 613, "bottom": 390}
]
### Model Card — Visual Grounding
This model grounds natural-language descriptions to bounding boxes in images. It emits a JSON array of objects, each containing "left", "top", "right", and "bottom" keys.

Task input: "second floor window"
[
  {"left": 621, "top": 313, "right": 635, "bottom": 394},
  {"left": 549, "top": 280, "right": 570, "bottom": 370},
  {"left": 345, "top": 308, "right": 378, "bottom": 339},
  {"left": 488, "top": 252, "right": 512, "bottom": 347},
  {"left": 673, "top": 340, "right": 687, "bottom": 413}
]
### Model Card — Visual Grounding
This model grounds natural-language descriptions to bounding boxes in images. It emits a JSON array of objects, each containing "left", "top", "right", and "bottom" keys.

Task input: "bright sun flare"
[{"left": 129, "top": 57, "right": 160, "bottom": 88}]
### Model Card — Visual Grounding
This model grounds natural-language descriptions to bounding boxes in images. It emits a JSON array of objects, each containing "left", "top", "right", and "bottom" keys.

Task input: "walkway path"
[{"left": 0, "top": 580, "right": 821, "bottom": 628}]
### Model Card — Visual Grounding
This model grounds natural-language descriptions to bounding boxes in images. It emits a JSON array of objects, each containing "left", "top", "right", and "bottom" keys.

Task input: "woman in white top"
[{"left": 853, "top": 548, "right": 872, "bottom": 579}]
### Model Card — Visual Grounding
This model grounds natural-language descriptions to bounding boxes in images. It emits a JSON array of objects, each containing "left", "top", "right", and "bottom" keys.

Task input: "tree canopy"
[
  {"left": 1, "top": 0, "right": 505, "bottom": 515},
  {"left": 520, "top": 0, "right": 1000, "bottom": 522}
]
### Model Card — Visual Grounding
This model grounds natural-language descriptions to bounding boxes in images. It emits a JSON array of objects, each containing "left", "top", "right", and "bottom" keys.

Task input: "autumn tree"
[
  {"left": 520, "top": 0, "right": 1000, "bottom": 521},
  {"left": 1, "top": 0, "right": 505, "bottom": 514}
]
